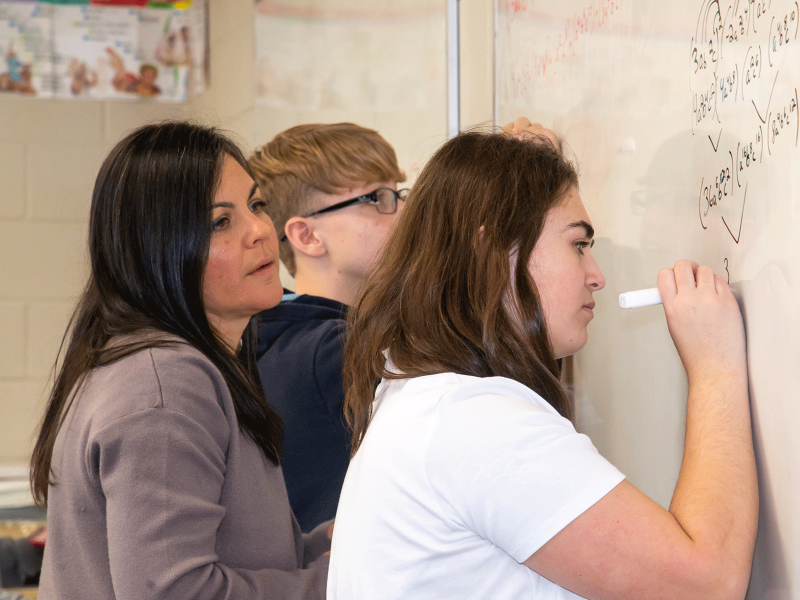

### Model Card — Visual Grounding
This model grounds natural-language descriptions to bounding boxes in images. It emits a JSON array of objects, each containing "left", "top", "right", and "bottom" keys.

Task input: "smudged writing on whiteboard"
[{"left": 497, "top": 0, "right": 622, "bottom": 85}]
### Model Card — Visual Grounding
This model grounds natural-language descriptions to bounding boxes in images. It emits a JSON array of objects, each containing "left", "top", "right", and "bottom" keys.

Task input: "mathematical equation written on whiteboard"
[{"left": 690, "top": 0, "right": 799, "bottom": 243}]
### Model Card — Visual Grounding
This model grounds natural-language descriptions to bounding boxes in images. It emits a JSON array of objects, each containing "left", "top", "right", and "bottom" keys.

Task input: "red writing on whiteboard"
[
  {"left": 498, "top": 0, "right": 623, "bottom": 77},
  {"left": 533, "top": 0, "right": 622, "bottom": 77}
]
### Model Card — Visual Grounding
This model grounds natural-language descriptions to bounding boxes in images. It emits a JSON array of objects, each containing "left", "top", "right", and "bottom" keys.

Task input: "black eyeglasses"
[
  {"left": 280, "top": 187, "right": 408, "bottom": 241},
  {"left": 305, "top": 187, "right": 408, "bottom": 218}
]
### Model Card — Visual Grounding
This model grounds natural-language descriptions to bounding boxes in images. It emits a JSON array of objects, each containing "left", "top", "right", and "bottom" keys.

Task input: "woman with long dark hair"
[
  {"left": 31, "top": 121, "right": 330, "bottom": 599},
  {"left": 327, "top": 121, "right": 757, "bottom": 600}
]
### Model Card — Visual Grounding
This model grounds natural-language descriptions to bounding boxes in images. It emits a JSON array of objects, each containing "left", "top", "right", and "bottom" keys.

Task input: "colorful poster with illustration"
[
  {"left": 0, "top": 1, "right": 55, "bottom": 97},
  {"left": 0, "top": 0, "right": 206, "bottom": 101},
  {"left": 138, "top": 1, "right": 205, "bottom": 101},
  {"left": 52, "top": 4, "right": 140, "bottom": 98}
]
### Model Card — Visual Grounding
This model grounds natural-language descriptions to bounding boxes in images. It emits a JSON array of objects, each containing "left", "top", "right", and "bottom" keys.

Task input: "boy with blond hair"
[{"left": 248, "top": 123, "right": 406, "bottom": 531}]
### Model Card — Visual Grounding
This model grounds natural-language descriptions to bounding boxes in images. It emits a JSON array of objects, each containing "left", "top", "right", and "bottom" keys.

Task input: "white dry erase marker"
[{"left": 619, "top": 287, "right": 662, "bottom": 309}]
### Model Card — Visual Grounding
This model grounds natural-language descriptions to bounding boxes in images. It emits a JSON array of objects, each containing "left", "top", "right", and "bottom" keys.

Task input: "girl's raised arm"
[{"left": 524, "top": 260, "right": 756, "bottom": 600}]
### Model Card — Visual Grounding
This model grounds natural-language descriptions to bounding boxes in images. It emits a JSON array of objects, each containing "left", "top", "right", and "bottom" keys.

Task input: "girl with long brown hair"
[{"left": 327, "top": 120, "right": 757, "bottom": 600}]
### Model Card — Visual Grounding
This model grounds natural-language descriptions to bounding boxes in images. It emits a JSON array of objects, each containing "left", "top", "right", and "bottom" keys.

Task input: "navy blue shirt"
[{"left": 256, "top": 292, "right": 350, "bottom": 532}]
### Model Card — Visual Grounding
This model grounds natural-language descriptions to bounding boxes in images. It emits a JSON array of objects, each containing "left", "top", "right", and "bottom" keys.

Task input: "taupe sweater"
[{"left": 38, "top": 339, "right": 330, "bottom": 599}]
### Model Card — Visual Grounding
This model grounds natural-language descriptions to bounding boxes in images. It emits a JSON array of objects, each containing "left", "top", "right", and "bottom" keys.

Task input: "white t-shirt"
[{"left": 327, "top": 372, "right": 625, "bottom": 600}]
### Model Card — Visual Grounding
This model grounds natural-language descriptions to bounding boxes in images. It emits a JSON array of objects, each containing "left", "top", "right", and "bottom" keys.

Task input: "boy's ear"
[{"left": 284, "top": 217, "right": 327, "bottom": 258}]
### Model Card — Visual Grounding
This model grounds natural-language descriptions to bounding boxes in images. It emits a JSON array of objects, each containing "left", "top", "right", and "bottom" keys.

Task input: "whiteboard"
[
  {"left": 496, "top": 1, "right": 800, "bottom": 598},
  {"left": 253, "top": 0, "right": 448, "bottom": 184}
]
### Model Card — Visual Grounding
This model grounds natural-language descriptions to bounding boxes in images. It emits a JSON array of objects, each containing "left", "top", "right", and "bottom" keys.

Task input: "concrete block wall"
[{"left": 0, "top": 95, "right": 115, "bottom": 465}]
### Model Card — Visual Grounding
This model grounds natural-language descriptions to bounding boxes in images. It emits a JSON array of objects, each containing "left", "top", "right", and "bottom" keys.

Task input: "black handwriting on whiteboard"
[{"left": 690, "top": 0, "right": 800, "bottom": 246}]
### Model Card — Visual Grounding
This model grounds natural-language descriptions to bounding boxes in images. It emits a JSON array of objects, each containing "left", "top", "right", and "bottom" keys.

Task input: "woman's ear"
[{"left": 284, "top": 217, "right": 327, "bottom": 258}]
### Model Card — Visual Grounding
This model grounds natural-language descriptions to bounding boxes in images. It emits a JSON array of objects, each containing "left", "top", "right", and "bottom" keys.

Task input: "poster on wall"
[
  {"left": 52, "top": 4, "right": 140, "bottom": 98},
  {"left": 0, "top": 0, "right": 206, "bottom": 101},
  {"left": 0, "top": 1, "right": 55, "bottom": 96},
  {"left": 137, "top": 2, "right": 206, "bottom": 100}
]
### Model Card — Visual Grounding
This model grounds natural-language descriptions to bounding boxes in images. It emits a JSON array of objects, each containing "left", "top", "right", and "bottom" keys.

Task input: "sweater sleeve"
[
  {"left": 90, "top": 352, "right": 329, "bottom": 600},
  {"left": 301, "top": 520, "right": 334, "bottom": 566}
]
